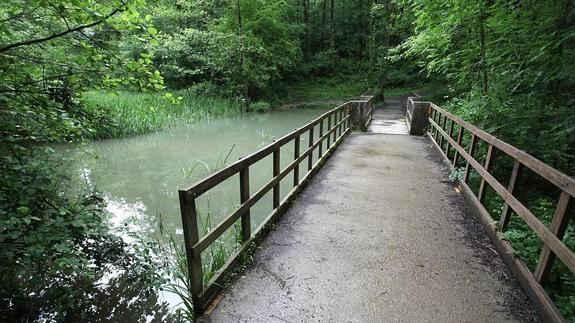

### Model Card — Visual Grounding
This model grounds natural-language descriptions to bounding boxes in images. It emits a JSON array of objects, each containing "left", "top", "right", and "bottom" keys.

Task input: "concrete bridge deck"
[{"left": 201, "top": 98, "right": 538, "bottom": 322}]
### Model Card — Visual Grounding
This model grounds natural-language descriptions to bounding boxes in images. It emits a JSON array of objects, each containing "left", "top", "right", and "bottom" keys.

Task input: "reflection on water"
[{"left": 60, "top": 108, "right": 329, "bottom": 320}]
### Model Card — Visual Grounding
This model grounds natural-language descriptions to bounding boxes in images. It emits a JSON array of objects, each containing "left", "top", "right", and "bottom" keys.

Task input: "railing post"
[
  {"left": 446, "top": 119, "right": 455, "bottom": 156},
  {"left": 333, "top": 112, "right": 338, "bottom": 142},
  {"left": 308, "top": 126, "right": 314, "bottom": 171},
  {"left": 178, "top": 190, "right": 204, "bottom": 314},
  {"left": 339, "top": 109, "right": 344, "bottom": 137},
  {"left": 534, "top": 192, "right": 572, "bottom": 285},
  {"left": 499, "top": 160, "right": 523, "bottom": 230},
  {"left": 327, "top": 114, "right": 331, "bottom": 147},
  {"left": 294, "top": 133, "right": 300, "bottom": 187},
  {"left": 347, "top": 104, "right": 352, "bottom": 130},
  {"left": 453, "top": 126, "right": 464, "bottom": 166},
  {"left": 318, "top": 120, "right": 324, "bottom": 158},
  {"left": 438, "top": 115, "right": 445, "bottom": 148},
  {"left": 477, "top": 144, "right": 494, "bottom": 203},
  {"left": 464, "top": 134, "right": 477, "bottom": 183},
  {"left": 239, "top": 166, "right": 251, "bottom": 241},
  {"left": 273, "top": 145, "right": 280, "bottom": 209},
  {"left": 432, "top": 110, "right": 439, "bottom": 139}
]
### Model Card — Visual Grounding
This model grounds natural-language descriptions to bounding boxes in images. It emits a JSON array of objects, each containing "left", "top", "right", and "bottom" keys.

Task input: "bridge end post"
[
  {"left": 406, "top": 96, "right": 431, "bottom": 136},
  {"left": 349, "top": 95, "right": 374, "bottom": 132}
]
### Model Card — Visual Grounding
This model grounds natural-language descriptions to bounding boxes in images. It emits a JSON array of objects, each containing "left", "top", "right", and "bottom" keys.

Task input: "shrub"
[{"left": 247, "top": 101, "right": 271, "bottom": 113}]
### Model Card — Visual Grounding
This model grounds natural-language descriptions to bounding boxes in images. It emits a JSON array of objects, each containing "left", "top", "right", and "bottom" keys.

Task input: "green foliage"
[
  {"left": 0, "top": 0, "right": 164, "bottom": 143},
  {"left": 403, "top": 0, "right": 575, "bottom": 174},
  {"left": 2, "top": 0, "right": 574, "bottom": 320},
  {"left": 247, "top": 101, "right": 271, "bottom": 113},
  {"left": 499, "top": 198, "right": 575, "bottom": 319},
  {"left": 148, "top": 0, "right": 301, "bottom": 100},
  {"left": 83, "top": 90, "right": 242, "bottom": 138},
  {"left": 0, "top": 147, "right": 165, "bottom": 321},
  {"left": 448, "top": 167, "right": 465, "bottom": 183},
  {"left": 0, "top": 0, "right": 170, "bottom": 320},
  {"left": 405, "top": 1, "right": 574, "bottom": 318},
  {"left": 285, "top": 76, "right": 373, "bottom": 102}
]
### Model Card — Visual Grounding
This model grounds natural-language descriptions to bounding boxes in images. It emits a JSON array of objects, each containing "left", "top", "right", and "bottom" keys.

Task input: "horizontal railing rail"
[
  {"left": 426, "top": 102, "right": 574, "bottom": 322},
  {"left": 179, "top": 95, "right": 373, "bottom": 314}
]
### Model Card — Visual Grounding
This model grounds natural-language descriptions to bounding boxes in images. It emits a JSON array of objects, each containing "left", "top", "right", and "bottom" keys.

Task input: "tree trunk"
[
  {"left": 553, "top": 0, "right": 571, "bottom": 105},
  {"left": 384, "top": 0, "right": 391, "bottom": 47},
  {"left": 330, "top": 0, "right": 335, "bottom": 50},
  {"left": 359, "top": 0, "right": 365, "bottom": 58},
  {"left": 304, "top": 0, "right": 310, "bottom": 58},
  {"left": 479, "top": 1, "right": 489, "bottom": 96},
  {"left": 321, "top": 0, "right": 327, "bottom": 49},
  {"left": 479, "top": 21, "right": 488, "bottom": 95},
  {"left": 236, "top": 0, "right": 249, "bottom": 106}
]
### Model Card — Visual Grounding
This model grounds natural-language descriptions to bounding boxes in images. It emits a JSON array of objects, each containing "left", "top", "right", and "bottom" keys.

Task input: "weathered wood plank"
[
  {"left": 429, "top": 118, "right": 575, "bottom": 275},
  {"left": 178, "top": 190, "right": 204, "bottom": 314},
  {"left": 478, "top": 144, "right": 494, "bottom": 203},
  {"left": 327, "top": 114, "right": 332, "bottom": 147},
  {"left": 273, "top": 146, "right": 280, "bottom": 209},
  {"left": 453, "top": 126, "right": 464, "bottom": 166},
  {"left": 294, "top": 134, "right": 300, "bottom": 187},
  {"left": 427, "top": 132, "right": 566, "bottom": 323},
  {"left": 308, "top": 126, "right": 314, "bottom": 171},
  {"left": 534, "top": 192, "right": 573, "bottom": 284},
  {"left": 239, "top": 166, "right": 251, "bottom": 241},
  {"left": 446, "top": 119, "right": 455, "bottom": 155},
  {"left": 430, "top": 103, "right": 575, "bottom": 197},
  {"left": 499, "top": 160, "right": 523, "bottom": 230},
  {"left": 464, "top": 134, "right": 477, "bottom": 183},
  {"left": 191, "top": 116, "right": 349, "bottom": 257},
  {"left": 319, "top": 120, "right": 324, "bottom": 158}
]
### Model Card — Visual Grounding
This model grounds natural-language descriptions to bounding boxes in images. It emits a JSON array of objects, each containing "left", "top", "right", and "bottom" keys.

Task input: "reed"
[{"left": 82, "top": 90, "right": 242, "bottom": 139}]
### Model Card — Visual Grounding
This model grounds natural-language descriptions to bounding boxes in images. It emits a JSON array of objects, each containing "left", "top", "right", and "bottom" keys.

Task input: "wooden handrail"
[
  {"left": 426, "top": 102, "right": 574, "bottom": 323},
  {"left": 178, "top": 96, "right": 367, "bottom": 314},
  {"left": 181, "top": 103, "right": 351, "bottom": 196},
  {"left": 430, "top": 103, "right": 575, "bottom": 196},
  {"left": 190, "top": 116, "right": 350, "bottom": 258}
]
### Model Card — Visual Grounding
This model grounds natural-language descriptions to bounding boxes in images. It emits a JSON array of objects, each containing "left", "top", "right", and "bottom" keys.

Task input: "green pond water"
[
  {"left": 61, "top": 107, "right": 331, "bottom": 320},
  {"left": 68, "top": 108, "right": 329, "bottom": 240}
]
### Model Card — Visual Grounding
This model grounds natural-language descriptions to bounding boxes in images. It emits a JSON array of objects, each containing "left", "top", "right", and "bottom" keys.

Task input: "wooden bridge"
[{"left": 178, "top": 93, "right": 574, "bottom": 322}]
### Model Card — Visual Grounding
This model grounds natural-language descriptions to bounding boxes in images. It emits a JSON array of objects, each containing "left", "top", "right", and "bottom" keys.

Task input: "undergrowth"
[{"left": 481, "top": 194, "right": 575, "bottom": 320}]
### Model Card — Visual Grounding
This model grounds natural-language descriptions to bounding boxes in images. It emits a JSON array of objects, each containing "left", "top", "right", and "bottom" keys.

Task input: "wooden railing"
[
  {"left": 179, "top": 95, "right": 374, "bottom": 314},
  {"left": 426, "top": 102, "right": 574, "bottom": 322}
]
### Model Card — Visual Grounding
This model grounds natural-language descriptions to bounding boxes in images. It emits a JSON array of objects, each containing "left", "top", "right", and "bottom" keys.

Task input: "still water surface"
[
  {"left": 59, "top": 107, "right": 333, "bottom": 321},
  {"left": 70, "top": 108, "right": 329, "bottom": 240}
]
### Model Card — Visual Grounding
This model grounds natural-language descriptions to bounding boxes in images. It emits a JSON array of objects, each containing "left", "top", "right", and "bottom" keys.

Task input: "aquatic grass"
[
  {"left": 159, "top": 145, "right": 243, "bottom": 319},
  {"left": 82, "top": 90, "right": 242, "bottom": 139},
  {"left": 157, "top": 210, "right": 241, "bottom": 320},
  {"left": 157, "top": 211, "right": 241, "bottom": 321}
]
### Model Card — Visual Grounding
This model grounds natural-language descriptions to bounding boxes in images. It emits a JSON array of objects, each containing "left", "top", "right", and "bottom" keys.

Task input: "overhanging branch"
[{"left": 0, "top": 5, "right": 125, "bottom": 54}]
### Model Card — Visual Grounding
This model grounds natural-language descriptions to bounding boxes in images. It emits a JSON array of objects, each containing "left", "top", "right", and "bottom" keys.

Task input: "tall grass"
[
  {"left": 82, "top": 90, "right": 242, "bottom": 139},
  {"left": 160, "top": 145, "right": 242, "bottom": 320}
]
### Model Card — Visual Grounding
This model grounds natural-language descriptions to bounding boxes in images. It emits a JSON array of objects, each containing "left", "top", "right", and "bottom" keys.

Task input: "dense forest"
[{"left": 1, "top": 0, "right": 574, "bottom": 321}]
